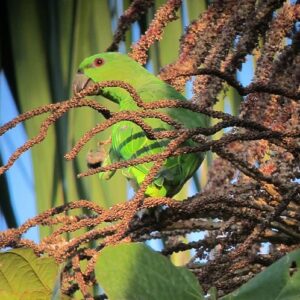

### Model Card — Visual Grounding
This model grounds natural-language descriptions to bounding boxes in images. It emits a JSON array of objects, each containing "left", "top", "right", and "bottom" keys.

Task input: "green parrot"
[{"left": 73, "top": 52, "right": 207, "bottom": 198}]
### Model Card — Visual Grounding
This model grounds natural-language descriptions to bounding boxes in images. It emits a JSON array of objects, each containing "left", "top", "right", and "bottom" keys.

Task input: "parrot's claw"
[
  {"left": 86, "top": 145, "right": 107, "bottom": 169},
  {"left": 98, "top": 138, "right": 112, "bottom": 146}
]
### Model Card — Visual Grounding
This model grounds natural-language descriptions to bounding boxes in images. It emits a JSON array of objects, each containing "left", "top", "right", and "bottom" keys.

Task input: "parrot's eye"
[{"left": 94, "top": 58, "right": 104, "bottom": 67}]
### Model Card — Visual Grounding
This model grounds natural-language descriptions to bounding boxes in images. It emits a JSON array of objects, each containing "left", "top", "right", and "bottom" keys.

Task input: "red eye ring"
[{"left": 94, "top": 58, "right": 104, "bottom": 67}]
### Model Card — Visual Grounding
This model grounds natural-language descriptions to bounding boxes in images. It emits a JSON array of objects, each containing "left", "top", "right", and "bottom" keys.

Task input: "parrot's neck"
[
  {"left": 101, "top": 75, "right": 185, "bottom": 110},
  {"left": 100, "top": 74, "right": 156, "bottom": 110},
  {"left": 101, "top": 86, "right": 140, "bottom": 110}
]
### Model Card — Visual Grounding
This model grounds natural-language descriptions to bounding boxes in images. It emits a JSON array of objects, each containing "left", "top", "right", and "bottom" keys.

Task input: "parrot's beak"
[{"left": 72, "top": 72, "right": 95, "bottom": 94}]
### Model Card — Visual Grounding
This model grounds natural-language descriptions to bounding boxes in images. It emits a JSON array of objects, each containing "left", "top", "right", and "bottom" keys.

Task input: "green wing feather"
[{"left": 111, "top": 79, "right": 206, "bottom": 197}]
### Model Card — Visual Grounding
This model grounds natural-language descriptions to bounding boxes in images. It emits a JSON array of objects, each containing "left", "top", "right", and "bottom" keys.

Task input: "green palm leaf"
[{"left": 1, "top": 0, "right": 127, "bottom": 238}]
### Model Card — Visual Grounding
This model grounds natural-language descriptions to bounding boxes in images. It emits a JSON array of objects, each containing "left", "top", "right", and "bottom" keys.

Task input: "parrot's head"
[{"left": 73, "top": 52, "right": 146, "bottom": 95}]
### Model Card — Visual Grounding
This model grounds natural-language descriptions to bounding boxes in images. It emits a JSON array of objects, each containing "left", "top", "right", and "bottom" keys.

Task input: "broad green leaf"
[
  {"left": 155, "top": 0, "right": 182, "bottom": 67},
  {"left": 208, "top": 286, "right": 218, "bottom": 300},
  {"left": 4, "top": 0, "right": 59, "bottom": 234},
  {"left": 0, "top": 157, "right": 17, "bottom": 228},
  {"left": 2, "top": 0, "right": 128, "bottom": 240},
  {"left": 0, "top": 290, "right": 47, "bottom": 300},
  {"left": 222, "top": 249, "right": 300, "bottom": 300},
  {"left": 186, "top": 0, "right": 207, "bottom": 22},
  {"left": 0, "top": 291, "right": 19, "bottom": 300},
  {"left": 96, "top": 242, "right": 204, "bottom": 300},
  {"left": 0, "top": 248, "right": 59, "bottom": 298},
  {"left": 123, "top": 0, "right": 133, "bottom": 52},
  {"left": 227, "top": 86, "right": 242, "bottom": 117},
  {"left": 148, "top": 0, "right": 182, "bottom": 73}
]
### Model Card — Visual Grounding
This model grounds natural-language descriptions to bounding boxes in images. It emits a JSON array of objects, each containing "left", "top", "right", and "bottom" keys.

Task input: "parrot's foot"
[
  {"left": 86, "top": 144, "right": 107, "bottom": 169},
  {"left": 99, "top": 138, "right": 112, "bottom": 145}
]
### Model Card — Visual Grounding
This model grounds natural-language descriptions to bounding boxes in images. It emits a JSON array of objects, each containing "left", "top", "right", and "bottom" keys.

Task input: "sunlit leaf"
[
  {"left": 186, "top": 0, "right": 207, "bottom": 22},
  {"left": 0, "top": 157, "right": 17, "bottom": 228},
  {"left": 0, "top": 248, "right": 59, "bottom": 298},
  {"left": 222, "top": 249, "right": 300, "bottom": 300},
  {"left": 96, "top": 242, "right": 204, "bottom": 300}
]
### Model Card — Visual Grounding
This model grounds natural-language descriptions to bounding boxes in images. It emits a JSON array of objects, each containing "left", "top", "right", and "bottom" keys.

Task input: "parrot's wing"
[
  {"left": 111, "top": 119, "right": 171, "bottom": 187},
  {"left": 137, "top": 81, "right": 206, "bottom": 195},
  {"left": 138, "top": 81, "right": 209, "bottom": 129}
]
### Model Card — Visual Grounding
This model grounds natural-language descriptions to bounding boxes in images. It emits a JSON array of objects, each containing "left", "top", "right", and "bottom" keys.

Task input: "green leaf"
[
  {"left": 96, "top": 242, "right": 204, "bottom": 300},
  {"left": 0, "top": 290, "right": 47, "bottom": 300},
  {"left": 155, "top": 0, "right": 182, "bottom": 67},
  {"left": 208, "top": 286, "right": 218, "bottom": 300},
  {"left": 186, "top": 0, "right": 207, "bottom": 22},
  {"left": 222, "top": 249, "right": 300, "bottom": 300},
  {"left": 148, "top": 0, "right": 182, "bottom": 73},
  {"left": 0, "top": 157, "right": 17, "bottom": 228},
  {"left": 0, "top": 248, "right": 59, "bottom": 298},
  {"left": 227, "top": 86, "right": 242, "bottom": 117},
  {"left": 2, "top": 0, "right": 128, "bottom": 239},
  {"left": 4, "top": 0, "right": 58, "bottom": 229}
]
